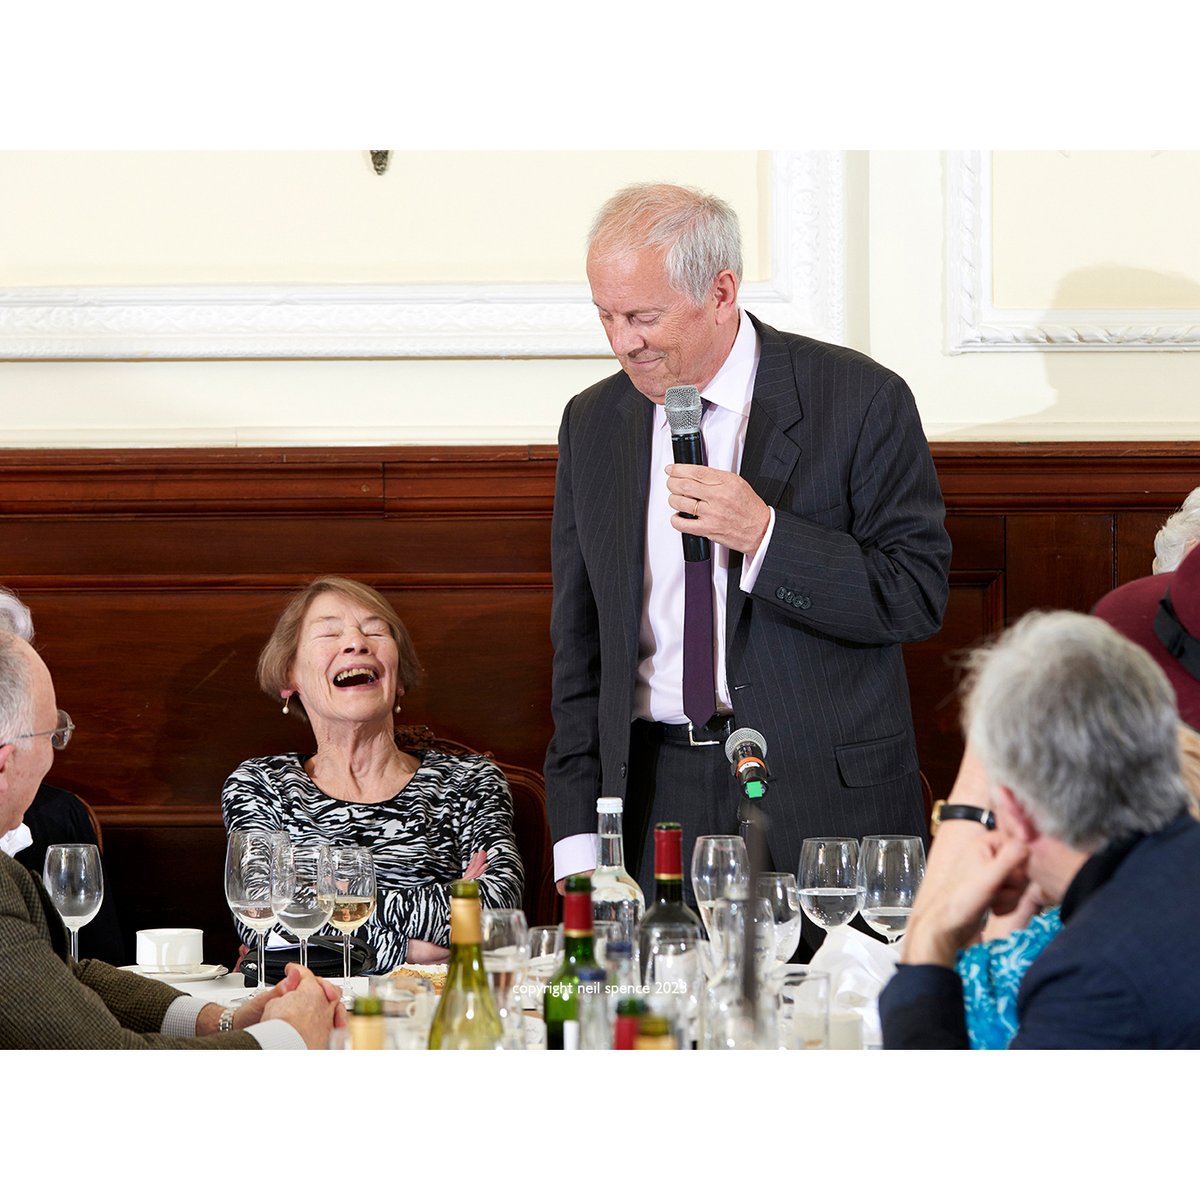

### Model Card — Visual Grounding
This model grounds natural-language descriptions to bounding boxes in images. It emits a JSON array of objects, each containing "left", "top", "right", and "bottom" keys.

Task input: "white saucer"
[{"left": 119, "top": 964, "right": 229, "bottom": 983}]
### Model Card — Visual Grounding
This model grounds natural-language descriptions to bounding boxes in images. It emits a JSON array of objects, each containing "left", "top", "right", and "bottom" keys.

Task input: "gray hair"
[
  {"left": 0, "top": 587, "right": 33, "bottom": 642},
  {"left": 0, "top": 633, "right": 34, "bottom": 747},
  {"left": 587, "top": 183, "right": 743, "bottom": 306},
  {"left": 1152, "top": 486, "right": 1200, "bottom": 574},
  {"left": 963, "top": 610, "right": 1192, "bottom": 850}
]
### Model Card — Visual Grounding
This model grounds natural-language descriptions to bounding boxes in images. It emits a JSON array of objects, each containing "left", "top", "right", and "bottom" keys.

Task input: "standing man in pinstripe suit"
[{"left": 545, "top": 184, "right": 951, "bottom": 950}]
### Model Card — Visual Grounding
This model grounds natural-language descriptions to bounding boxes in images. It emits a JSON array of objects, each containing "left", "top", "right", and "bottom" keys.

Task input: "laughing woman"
[{"left": 221, "top": 577, "right": 523, "bottom": 971}]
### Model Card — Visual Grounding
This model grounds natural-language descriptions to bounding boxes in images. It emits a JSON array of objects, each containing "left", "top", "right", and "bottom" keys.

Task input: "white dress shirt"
[{"left": 554, "top": 311, "right": 777, "bottom": 880}]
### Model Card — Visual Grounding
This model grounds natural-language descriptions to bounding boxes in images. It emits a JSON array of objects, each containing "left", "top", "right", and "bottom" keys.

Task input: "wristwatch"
[
  {"left": 218, "top": 1006, "right": 236, "bottom": 1033},
  {"left": 930, "top": 800, "right": 996, "bottom": 836}
]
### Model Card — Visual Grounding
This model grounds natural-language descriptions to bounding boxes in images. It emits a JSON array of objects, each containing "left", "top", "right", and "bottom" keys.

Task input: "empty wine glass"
[
  {"left": 480, "top": 907, "right": 530, "bottom": 1049},
  {"left": 271, "top": 841, "right": 335, "bottom": 968},
  {"left": 329, "top": 845, "right": 377, "bottom": 999},
  {"left": 797, "top": 837, "right": 863, "bottom": 934},
  {"left": 43, "top": 843, "right": 103, "bottom": 963},
  {"left": 757, "top": 872, "right": 802, "bottom": 965},
  {"left": 690, "top": 835, "right": 750, "bottom": 939},
  {"left": 225, "top": 828, "right": 288, "bottom": 991},
  {"left": 857, "top": 835, "right": 926, "bottom": 944}
]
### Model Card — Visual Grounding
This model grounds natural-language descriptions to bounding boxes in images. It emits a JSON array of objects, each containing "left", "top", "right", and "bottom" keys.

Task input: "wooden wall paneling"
[
  {"left": 6, "top": 442, "right": 1200, "bottom": 967},
  {"left": 1004, "top": 513, "right": 1115, "bottom": 621}
]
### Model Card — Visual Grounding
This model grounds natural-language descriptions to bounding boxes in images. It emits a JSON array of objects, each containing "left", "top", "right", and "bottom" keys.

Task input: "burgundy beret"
[{"left": 1093, "top": 546, "right": 1200, "bottom": 729}]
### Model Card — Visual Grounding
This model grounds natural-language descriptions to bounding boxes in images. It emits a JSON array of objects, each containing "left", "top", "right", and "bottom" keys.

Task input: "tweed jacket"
[
  {"left": 545, "top": 315, "right": 951, "bottom": 877},
  {"left": 0, "top": 851, "right": 257, "bottom": 1049}
]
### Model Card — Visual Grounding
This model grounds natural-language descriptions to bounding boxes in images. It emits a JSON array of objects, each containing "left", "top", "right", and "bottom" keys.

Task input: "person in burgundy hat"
[{"left": 1092, "top": 541, "right": 1200, "bottom": 730}]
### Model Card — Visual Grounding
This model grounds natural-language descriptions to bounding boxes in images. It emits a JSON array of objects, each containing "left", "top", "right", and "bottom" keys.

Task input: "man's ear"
[
  {"left": 996, "top": 784, "right": 1037, "bottom": 843},
  {"left": 0, "top": 743, "right": 13, "bottom": 790}
]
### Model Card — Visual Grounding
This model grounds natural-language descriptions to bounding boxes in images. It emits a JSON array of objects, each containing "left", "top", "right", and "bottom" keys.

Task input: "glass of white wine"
[
  {"left": 690, "top": 835, "right": 750, "bottom": 940},
  {"left": 480, "top": 907, "right": 530, "bottom": 1049},
  {"left": 43, "top": 843, "right": 103, "bottom": 963},
  {"left": 857, "top": 835, "right": 925, "bottom": 944},
  {"left": 329, "top": 845, "right": 377, "bottom": 1000},
  {"left": 271, "top": 841, "right": 335, "bottom": 969},
  {"left": 225, "top": 828, "right": 288, "bottom": 991},
  {"left": 797, "top": 836, "right": 863, "bottom": 936}
]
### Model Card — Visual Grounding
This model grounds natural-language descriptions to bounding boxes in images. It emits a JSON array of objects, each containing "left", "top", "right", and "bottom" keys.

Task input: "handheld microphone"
[
  {"left": 724, "top": 726, "right": 770, "bottom": 800},
  {"left": 664, "top": 385, "right": 710, "bottom": 564}
]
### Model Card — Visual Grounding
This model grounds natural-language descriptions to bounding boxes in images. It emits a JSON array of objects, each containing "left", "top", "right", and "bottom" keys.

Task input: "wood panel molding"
[{"left": 4, "top": 440, "right": 1197, "bottom": 960}]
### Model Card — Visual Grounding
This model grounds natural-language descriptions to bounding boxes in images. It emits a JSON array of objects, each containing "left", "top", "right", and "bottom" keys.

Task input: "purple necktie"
[{"left": 682, "top": 401, "right": 716, "bottom": 729}]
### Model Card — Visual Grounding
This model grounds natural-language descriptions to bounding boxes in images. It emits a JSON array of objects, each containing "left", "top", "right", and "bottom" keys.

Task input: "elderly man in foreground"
[
  {"left": 880, "top": 610, "right": 1200, "bottom": 1050},
  {"left": 0, "top": 630, "right": 345, "bottom": 1049}
]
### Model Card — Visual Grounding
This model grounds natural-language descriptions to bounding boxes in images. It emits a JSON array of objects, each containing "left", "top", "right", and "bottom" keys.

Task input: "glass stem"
[
  {"left": 300, "top": 937, "right": 308, "bottom": 969},
  {"left": 69, "top": 928, "right": 79, "bottom": 962},
  {"left": 342, "top": 931, "right": 351, "bottom": 981},
  {"left": 257, "top": 930, "right": 268, "bottom": 992}
]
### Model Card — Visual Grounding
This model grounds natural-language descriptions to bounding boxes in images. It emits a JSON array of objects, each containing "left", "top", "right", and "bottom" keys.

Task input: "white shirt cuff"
[
  {"left": 553, "top": 833, "right": 599, "bottom": 882},
  {"left": 160, "top": 995, "right": 209, "bottom": 1038},
  {"left": 245, "top": 1019, "right": 307, "bottom": 1050},
  {"left": 739, "top": 506, "right": 777, "bottom": 593}
]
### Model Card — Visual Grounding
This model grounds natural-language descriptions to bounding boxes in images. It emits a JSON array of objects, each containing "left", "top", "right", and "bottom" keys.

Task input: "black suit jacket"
[{"left": 545, "top": 315, "right": 951, "bottom": 875}]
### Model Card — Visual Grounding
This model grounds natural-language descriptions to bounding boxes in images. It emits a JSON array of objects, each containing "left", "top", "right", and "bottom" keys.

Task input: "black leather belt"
[{"left": 639, "top": 715, "right": 737, "bottom": 748}]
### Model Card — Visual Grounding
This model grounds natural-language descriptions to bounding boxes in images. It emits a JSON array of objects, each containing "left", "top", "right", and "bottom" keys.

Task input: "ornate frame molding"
[
  {"left": 947, "top": 150, "right": 1200, "bottom": 352},
  {"left": 0, "top": 151, "right": 844, "bottom": 360}
]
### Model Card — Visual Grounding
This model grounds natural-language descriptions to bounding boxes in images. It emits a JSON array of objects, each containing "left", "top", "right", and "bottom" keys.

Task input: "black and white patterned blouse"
[{"left": 221, "top": 749, "right": 524, "bottom": 971}]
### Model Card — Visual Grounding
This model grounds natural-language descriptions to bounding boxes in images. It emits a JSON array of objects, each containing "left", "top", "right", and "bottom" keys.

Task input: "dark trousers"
[{"left": 625, "top": 719, "right": 829, "bottom": 961}]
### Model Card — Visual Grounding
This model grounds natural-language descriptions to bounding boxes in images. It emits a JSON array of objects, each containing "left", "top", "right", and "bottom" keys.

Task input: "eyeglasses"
[{"left": 15, "top": 709, "right": 74, "bottom": 751}]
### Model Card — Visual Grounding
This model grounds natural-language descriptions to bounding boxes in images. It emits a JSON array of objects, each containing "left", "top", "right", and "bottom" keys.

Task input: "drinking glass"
[
  {"left": 797, "top": 836, "right": 863, "bottom": 934},
  {"left": 271, "top": 841, "right": 335, "bottom": 968},
  {"left": 524, "top": 924, "right": 561, "bottom": 1006},
  {"left": 225, "top": 829, "right": 287, "bottom": 991},
  {"left": 480, "top": 907, "right": 529, "bottom": 1049},
  {"left": 329, "top": 845, "right": 377, "bottom": 999},
  {"left": 773, "top": 967, "right": 831, "bottom": 1049},
  {"left": 756, "top": 872, "right": 802, "bottom": 965},
  {"left": 690, "top": 835, "right": 750, "bottom": 939},
  {"left": 706, "top": 894, "right": 775, "bottom": 979},
  {"left": 43, "top": 843, "right": 103, "bottom": 962},
  {"left": 857, "top": 835, "right": 925, "bottom": 944},
  {"left": 641, "top": 921, "right": 707, "bottom": 1048}
]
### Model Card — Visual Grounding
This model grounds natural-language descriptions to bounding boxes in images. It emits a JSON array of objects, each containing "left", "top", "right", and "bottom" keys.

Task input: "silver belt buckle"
[{"left": 687, "top": 720, "right": 722, "bottom": 747}]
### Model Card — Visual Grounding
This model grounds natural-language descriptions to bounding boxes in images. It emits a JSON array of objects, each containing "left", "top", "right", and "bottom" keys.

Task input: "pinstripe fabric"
[
  {"left": 0, "top": 853, "right": 258, "bottom": 1049},
  {"left": 545, "top": 315, "right": 951, "bottom": 882}
]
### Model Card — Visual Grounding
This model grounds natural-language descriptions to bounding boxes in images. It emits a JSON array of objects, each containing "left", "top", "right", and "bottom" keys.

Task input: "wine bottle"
[
  {"left": 591, "top": 797, "right": 645, "bottom": 932},
  {"left": 427, "top": 879, "right": 503, "bottom": 1050},
  {"left": 544, "top": 874, "right": 600, "bottom": 1050},
  {"left": 636, "top": 822, "right": 704, "bottom": 978}
]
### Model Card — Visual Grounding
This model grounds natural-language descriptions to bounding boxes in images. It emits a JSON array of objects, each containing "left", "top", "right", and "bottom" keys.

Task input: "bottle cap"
[
  {"left": 596, "top": 797, "right": 624, "bottom": 814},
  {"left": 653, "top": 823, "right": 684, "bottom": 879},
  {"left": 605, "top": 939, "right": 632, "bottom": 959},
  {"left": 352, "top": 994, "right": 383, "bottom": 1017},
  {"left": 576, "top": 966, "right": 607, "bottom": 984}
]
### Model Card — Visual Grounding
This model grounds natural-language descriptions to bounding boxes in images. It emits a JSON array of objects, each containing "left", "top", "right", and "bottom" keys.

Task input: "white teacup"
[{"left": 136, "top": 927, "right": 204, "bottom": 973}]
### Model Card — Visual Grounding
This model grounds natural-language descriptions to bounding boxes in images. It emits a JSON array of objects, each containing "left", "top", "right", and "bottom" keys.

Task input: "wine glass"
[
  {"left": 329, "top": 845, "right": 377, "bottom": 999},
  {"left": 42, "top": 843, "right": 103, "bottom": 963},
  {"left": 857, "top": 835, "right": 926, "bottom": 944},
  {"left": 641, "top": 921, "right": 707, "bottom": 1048},
  {"left": 480, "top": 908, "right": 530, "bottom": 1049},
  {"left": 690, "top": 835, "right": 750, "bottom": 939},
  {"left": 225, "top": 829, "right": 288, "bottom": 991},
  {"left": 271, "top": 841, "right": 335, "bottom": 968},
  {"left": 756, "top": 871, "right": 803, "bottom": 965},
  {"left": 797, "top": 836, "right": 863, "bottom": 935}
]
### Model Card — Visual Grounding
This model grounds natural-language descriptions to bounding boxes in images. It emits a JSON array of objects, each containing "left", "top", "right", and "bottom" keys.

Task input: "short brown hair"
[{"left": 257, "top": 577, "right": 422, "bottom": 721}]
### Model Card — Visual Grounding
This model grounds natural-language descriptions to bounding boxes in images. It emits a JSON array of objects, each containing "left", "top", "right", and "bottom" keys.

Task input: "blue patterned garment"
[{"left": 956, "top": 908, "right": 1064, "bottom": 1049}]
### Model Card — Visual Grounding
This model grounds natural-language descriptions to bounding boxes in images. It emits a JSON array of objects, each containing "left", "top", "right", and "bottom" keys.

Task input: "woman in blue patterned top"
[{"left": 222, "top": 577, "right": 523, "bottom": 972}]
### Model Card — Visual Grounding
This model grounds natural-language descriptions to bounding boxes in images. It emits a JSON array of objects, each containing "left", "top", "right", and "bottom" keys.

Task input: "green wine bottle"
[
  {"left": 544, "top": 874, "right": 600, "bottom": 1050},
  {"left": 427, "top": 879, "right": 503, "bottom": 1050}
]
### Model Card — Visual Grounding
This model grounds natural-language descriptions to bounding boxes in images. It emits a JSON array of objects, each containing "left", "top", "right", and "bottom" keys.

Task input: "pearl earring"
[{"left": 282, "top": 696, "right": 290, "bottom": 715}]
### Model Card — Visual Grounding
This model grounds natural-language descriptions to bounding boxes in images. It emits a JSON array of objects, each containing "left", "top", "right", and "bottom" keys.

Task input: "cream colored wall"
[{"left": 2, "top": 150, "right": 1199, "bottom": 447}]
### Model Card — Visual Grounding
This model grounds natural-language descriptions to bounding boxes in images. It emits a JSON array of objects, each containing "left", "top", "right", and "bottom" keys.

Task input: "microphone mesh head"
[
  {"left": 664, "top": 385, "right": 702, "bottom": 436},
  {"left": 725, "top": 726, "right": 767, "bottom": 763}
]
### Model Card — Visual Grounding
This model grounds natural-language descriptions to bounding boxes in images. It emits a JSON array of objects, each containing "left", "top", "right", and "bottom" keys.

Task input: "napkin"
[
  {"left": 808, "top": 926, "right": 900, "bottom": 1047},
  {"left": 0, "top": 823, "right": 33, "bottom": 857}
]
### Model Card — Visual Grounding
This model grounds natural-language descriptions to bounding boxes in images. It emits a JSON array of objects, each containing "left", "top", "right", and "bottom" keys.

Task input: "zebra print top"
[{"left": 221, "top": 748, "right": 524, "bottom": 972}]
